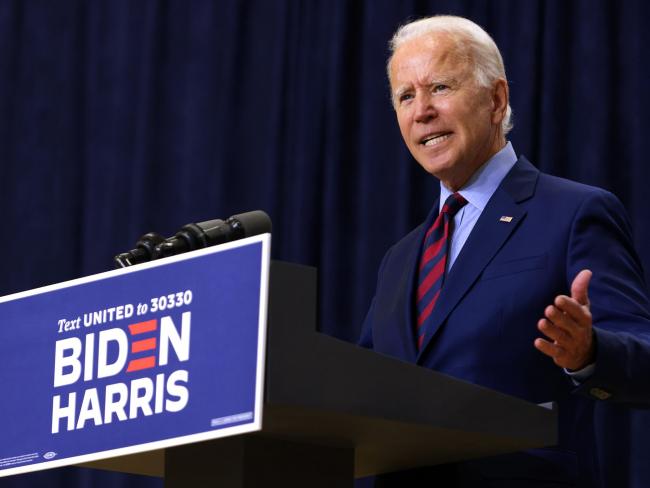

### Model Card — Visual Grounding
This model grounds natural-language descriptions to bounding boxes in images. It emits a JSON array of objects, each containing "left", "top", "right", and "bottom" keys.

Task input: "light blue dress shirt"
[{"left": 440, "top": 141, "right": 517, "bottom": 272}]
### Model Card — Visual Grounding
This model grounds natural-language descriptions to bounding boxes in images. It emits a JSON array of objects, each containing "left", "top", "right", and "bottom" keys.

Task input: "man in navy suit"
[{"left": 360, "top": 15, "right": 650, "bottom": 487}]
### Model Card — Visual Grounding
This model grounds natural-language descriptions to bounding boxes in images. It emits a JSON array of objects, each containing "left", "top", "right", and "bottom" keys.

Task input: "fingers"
[
  {"left": 534, "top": 337, "right": 573, "bottom": 367},
  {"left": 550, "top": 296, "right": 592, "bottom": 327},
  {"left": 535, "top": 269, "right": 595, "bottom": 370},
  {"left": 537, "top": 317, "right": 571, "bottom": 343},
  {"left": 536, "top": 319, "right": 575, "bottom": 367},
  {"left": 570, "top": 269, "right": 592, "bottom": 306},
  {"left": 535, "top": 319, "right": 594, "bottom": 370},
  {"left": 549, "top": 268, "right": 593, "bottom": 328},
  {"left": 534, "top": 337, "right": 563, "bottom": 359}
]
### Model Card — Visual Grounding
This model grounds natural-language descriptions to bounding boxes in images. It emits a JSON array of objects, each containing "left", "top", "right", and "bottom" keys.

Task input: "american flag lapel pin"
[{"left": 499, "top": 216, "right": 513, "bottom": 223}]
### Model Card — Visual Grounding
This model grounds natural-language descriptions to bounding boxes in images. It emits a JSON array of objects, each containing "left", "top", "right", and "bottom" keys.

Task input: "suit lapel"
[{"left": 416, "top": 157, "right": 539, "bottom": 361}]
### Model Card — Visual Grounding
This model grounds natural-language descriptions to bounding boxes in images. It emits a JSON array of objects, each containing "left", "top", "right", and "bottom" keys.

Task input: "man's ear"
[{"left": 491, "top": 79, "right": 509, "bottom": 125}]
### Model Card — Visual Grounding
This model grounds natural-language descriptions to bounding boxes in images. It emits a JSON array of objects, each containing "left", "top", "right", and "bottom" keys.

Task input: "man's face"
[{"left": 389, "top": 34, "right": 507, "bottom": 190}]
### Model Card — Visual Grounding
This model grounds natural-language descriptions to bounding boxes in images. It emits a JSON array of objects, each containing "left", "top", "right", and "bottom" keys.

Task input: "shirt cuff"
[{"left": 564, "top": 363, "right": 596, "bottom": 385}]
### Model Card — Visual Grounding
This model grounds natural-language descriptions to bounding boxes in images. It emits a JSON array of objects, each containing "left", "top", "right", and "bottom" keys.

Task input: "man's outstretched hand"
[{"left": 534, "top": 269, "right": 595, "bottom": 371}]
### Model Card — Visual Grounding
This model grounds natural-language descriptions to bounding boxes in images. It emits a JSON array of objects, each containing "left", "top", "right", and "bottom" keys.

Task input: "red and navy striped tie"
[{"left": 415, "top": 192, "right": 468, "bottom": 350}]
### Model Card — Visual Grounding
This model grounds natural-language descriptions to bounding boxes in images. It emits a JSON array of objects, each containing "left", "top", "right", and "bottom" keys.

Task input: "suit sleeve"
[
  {"left": 358, "top": 246, "right": 394, "bottom": 349},
  {"left": 566, "top": 189, "right": 650, "bottom": 406}
]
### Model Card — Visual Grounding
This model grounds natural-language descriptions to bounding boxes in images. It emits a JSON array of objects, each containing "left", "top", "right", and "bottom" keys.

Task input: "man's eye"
[
  {"left": 399, "top": 93, "right": 414, "bottom": 103},
  {"left": 432, "top": 84, "right": 449, "bottom": 93}
]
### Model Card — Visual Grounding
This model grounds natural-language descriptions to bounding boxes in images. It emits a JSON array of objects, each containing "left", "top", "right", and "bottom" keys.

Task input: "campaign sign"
[{"left": 0, "top": 234, "right": 270, "bottom": 477}]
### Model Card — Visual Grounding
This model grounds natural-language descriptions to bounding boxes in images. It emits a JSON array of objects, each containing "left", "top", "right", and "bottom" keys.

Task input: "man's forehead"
[{"left": 389, "top": 34, "right": 469, "bottom": 88}]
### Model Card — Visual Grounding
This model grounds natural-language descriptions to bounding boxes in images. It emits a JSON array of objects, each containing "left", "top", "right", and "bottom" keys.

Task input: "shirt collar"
[{"left": 439, "top": 141, "right": 518, "bottom": 212}]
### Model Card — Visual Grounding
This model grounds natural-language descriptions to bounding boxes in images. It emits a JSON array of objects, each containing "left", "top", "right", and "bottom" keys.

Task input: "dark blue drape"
[{"left": 1, "top": 1, "right": 648, "bottom": 487}]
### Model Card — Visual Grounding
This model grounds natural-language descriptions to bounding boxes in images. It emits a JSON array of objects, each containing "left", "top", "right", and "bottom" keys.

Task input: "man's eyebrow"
[
  {"left": 392, "top": 76, "right": 460, "bottom": 98},
  {"left": 428, "top": 76, "right": 458, "bottom": 86},
  {"left": 392, "top": 85, "right": 412, "bottom": 99}
]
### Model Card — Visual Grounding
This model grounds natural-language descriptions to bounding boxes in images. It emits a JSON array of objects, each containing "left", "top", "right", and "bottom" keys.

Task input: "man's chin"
[{"left": 416, "top": 157, "right": 455, "bottom": 179}]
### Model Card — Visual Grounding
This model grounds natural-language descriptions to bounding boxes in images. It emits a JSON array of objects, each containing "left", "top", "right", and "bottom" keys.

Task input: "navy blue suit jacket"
[{"left": 360, "top": 157, "right": 650, "bottom": 487}]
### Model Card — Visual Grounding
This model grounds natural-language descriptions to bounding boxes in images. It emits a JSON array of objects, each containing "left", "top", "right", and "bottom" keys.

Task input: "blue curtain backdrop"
[{"left": 0, "top": 0, "right": 648, "bottom": 487}]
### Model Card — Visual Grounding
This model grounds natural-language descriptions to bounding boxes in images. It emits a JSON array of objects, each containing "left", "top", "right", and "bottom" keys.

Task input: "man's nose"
[{"left": 414, "top": 94, "right": 437, "bottom": 123}]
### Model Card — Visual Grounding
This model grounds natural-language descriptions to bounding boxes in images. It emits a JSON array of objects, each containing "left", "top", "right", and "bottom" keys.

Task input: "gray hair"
[{"left": 388, "top": 15, "right": 513, "bottom": 135}]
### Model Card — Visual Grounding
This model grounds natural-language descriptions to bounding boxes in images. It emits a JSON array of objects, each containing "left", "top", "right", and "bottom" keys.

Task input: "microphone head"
[{"left": 230, "top": 210, "right": 272, "bottom": 237}]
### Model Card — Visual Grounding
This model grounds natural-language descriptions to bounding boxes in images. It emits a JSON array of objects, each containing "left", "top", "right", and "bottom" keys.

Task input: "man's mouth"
[{"left": 420, "top": 133, "right": 452, "bottom": 146}]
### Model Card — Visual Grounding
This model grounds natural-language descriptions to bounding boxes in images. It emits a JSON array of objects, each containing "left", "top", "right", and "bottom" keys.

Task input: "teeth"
[{"left": 423, "top": 134, "right": 451, "bottom": 146}]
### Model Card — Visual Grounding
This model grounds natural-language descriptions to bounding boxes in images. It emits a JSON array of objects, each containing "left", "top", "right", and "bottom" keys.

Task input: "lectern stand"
[{"left": 87, "top": 261, "right": 556, "bottom": 487}]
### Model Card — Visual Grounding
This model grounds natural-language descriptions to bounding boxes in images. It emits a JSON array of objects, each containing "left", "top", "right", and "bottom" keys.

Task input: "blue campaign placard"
[{"left": 0, "top": 234, "right": 270, "bottom": 477}]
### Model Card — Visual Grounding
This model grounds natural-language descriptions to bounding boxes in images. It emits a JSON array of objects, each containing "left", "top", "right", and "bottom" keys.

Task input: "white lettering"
[
  {"left": 154, "top": 373, "right": 165, "bottom": 414},
  {"left": 83, "top": 333, "right": 94, "bottom": 381},
  {"left": 104, "top": 383, "right": 128, "bottom": 424},
  {"left": 165, "top": 370, "right": 189, "bottom": 412},
  {"left": 76, "top": 388, "right": 103, "bottom": 429},
  {"left": 159, "top": 312, "right": 191, "bottom": 366},
  {"left": 54, "top": 338, "right": 82, "bottom": 387},
  {"left": 97, "top": 328, "right": 128, "bottom": 379},
  {"left": 129, "top": 377, "right": 154, "bottom": 419},
  {"left": 52, "top": 392, "right": 76, "bottom": 433}
]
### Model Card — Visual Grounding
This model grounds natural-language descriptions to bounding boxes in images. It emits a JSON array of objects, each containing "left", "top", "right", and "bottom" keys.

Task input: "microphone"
[
  {"left": 114, "top": 211, "right": 271, "bottom": 268},
  {"left": 114, "top": 232, "right": 165, "bottom": 268}
]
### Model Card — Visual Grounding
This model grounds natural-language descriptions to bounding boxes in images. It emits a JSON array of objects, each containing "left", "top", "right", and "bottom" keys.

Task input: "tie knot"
[{"left": 441, "top": 192, "right": 467, "bottom": 217}]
